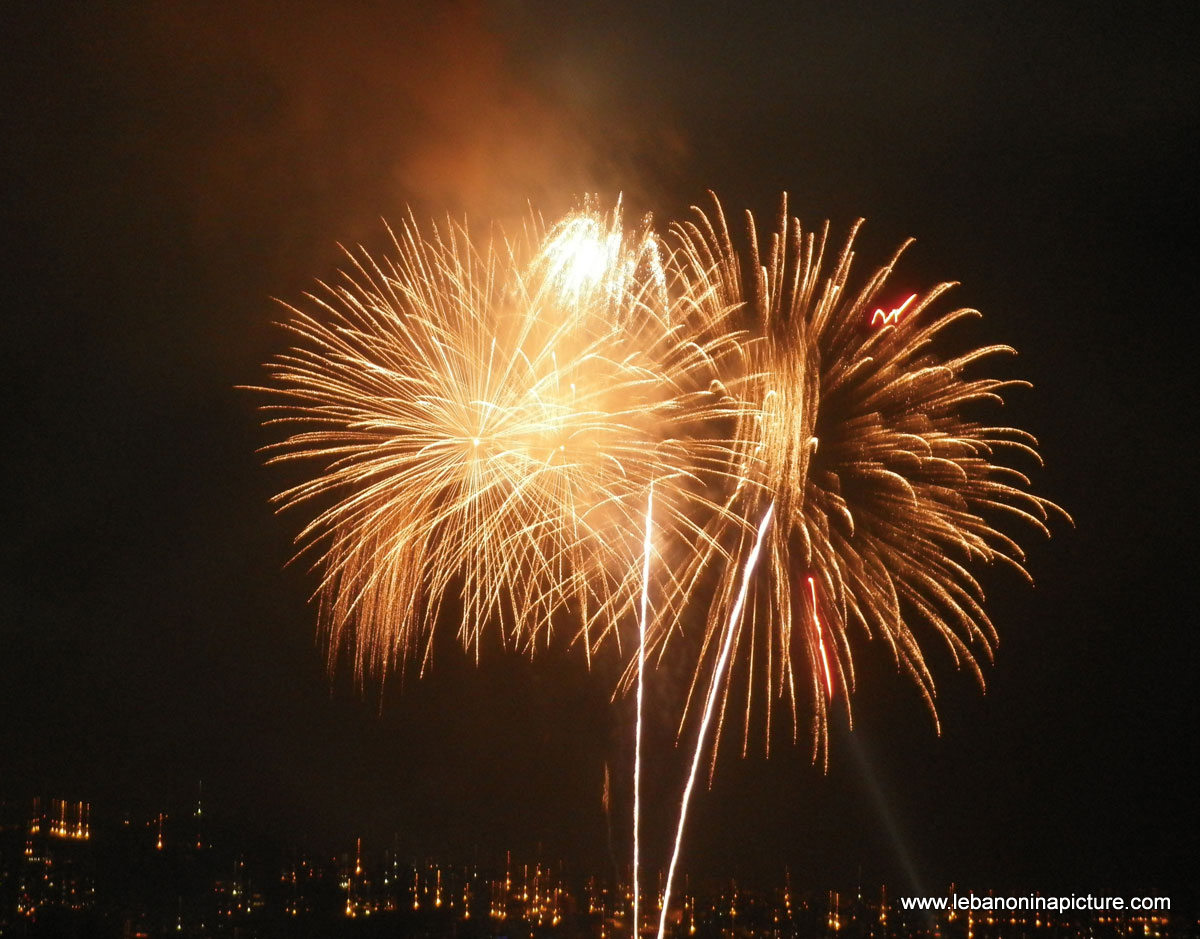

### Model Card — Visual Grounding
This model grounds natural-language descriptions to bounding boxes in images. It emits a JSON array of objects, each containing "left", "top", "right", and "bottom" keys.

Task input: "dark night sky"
[{"left": 3, "top": 0, "right": 1198, "bottom": 903}]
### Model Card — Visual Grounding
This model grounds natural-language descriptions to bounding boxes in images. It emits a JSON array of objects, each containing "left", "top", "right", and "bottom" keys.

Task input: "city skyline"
[{"left": 1, "top": 790, "right": 1187, "bottom": 938}]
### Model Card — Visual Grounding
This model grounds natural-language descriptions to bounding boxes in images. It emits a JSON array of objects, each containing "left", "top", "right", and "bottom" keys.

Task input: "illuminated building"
[
  {"left": 15, "top": 797, "right": 95, "bottom": 921},
  {"left": 193, "top": 780, "right": 204, "bottom": 851},
  {"left": 0, "top": 800, "right": 24, "bottom": 934}
]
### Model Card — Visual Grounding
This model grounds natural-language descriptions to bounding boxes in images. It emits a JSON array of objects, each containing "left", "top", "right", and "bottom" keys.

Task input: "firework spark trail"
[
  {"left": 657, "top": 501, "right": 776, "bottom": 939},
  {"left": 633, "top": 482, "right": 653, "bottom": 939},
  {"left": 870, "top": 292, "right": 917, "bottom": 327},
  {"left": 807, "top": 575, "right": 834, "bottom": 700}
]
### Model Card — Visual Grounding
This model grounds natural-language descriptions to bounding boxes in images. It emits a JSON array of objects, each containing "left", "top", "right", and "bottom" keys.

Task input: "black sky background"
[{"left": 3, "top": 0, "right": 1198, "bottom": 903}]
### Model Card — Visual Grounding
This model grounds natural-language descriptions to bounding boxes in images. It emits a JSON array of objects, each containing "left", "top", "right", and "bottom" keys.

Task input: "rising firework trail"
[
  {"left": 657, "top": 501, "right": 776, "bottom": 939},
  {"left": 603, "top": 762, "right": 618, "bottom": 878},
  {"left": 633, "top": 483, "right": 653, "bottom": 938}
]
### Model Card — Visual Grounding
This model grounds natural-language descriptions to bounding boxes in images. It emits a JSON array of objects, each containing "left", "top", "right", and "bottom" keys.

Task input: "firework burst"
[
  {"left": 666, "top": 190, "right": 1068, "bottom": 765},
  {"left": 254, "top": 202, "right": 736, "bottom": 680}
]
